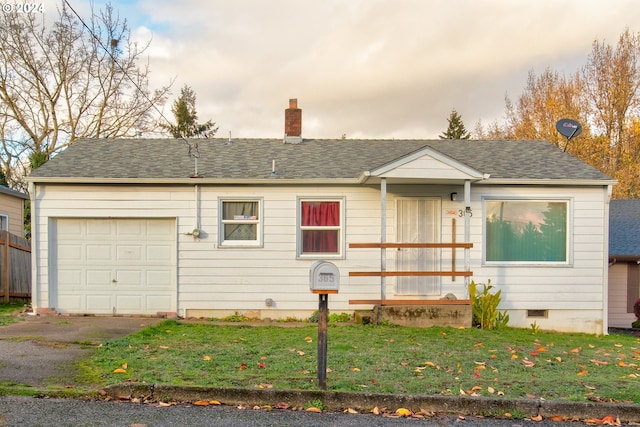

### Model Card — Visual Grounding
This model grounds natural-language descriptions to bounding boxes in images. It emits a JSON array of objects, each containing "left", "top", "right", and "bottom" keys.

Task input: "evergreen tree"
[
  {"left": 162, "top": 85, "right": 218, "bottom": 138},
  {"left": 439, "top": 109, "right": 471, "bottom": 139}
]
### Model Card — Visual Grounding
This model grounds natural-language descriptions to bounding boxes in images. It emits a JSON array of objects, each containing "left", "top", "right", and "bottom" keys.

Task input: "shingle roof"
[
  {"left": 27, "top": 138, "right": 612, "bottom": 182},
  {"left": 609, "top": 199, "right": 640, "bottom": 258}
]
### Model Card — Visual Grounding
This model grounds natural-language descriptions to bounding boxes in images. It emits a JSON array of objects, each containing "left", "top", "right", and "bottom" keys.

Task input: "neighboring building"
[
  {"left": 26, "top": 100, "right": 615, "bottom": 334},
  {"left": 0, "top": 185, "right": 28, "bottom": 237},
  {"left": 608, "top": 199, "right": 640, "bottom": 328}
]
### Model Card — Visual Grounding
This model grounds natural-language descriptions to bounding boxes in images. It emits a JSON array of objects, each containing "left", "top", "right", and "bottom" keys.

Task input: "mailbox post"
[{"left": 309, "top": 261, "right": 339, "bottom": 390}]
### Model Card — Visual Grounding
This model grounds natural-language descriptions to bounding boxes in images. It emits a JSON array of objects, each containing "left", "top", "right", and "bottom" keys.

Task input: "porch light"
[{"left": 450, "top": 192, "right": 458, "bottom": 201}]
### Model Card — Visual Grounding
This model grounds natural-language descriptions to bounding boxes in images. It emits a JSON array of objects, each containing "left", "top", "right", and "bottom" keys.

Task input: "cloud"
[{"left": 95, "top": 0, "right": 640, "bottom": 138}]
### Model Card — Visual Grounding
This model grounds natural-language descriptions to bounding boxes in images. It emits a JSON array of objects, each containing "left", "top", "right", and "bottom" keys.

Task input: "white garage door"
[{"left": 52, "top": 218, "right": 176, "bottom": 315}]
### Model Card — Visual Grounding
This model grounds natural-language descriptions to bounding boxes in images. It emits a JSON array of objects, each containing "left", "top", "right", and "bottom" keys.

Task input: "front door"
[{"left": 396, "top": 198, "right": 441, "bottom": 295}]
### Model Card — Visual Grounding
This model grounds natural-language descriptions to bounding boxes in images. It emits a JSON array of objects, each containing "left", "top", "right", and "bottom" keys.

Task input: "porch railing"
[{"left": 348, "top": 241, "right": 473, "bottom": 305}]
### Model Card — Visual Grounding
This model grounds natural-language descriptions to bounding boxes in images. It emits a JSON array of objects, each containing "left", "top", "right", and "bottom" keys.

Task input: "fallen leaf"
[
  {"left": 193, "top": 400, "right": 210, "bottom": 406},
  {"left": 344, "top": 408, "right": 358, "bottom": 414},
  {"left": 159, "top": 345, "right": 169, "bottom": 349},
  {"left": 352, "top": 367, "right": 361, "bottom": 372},
  {"left": 531, "top": 414, "right": 543, "bottom": 421},
  {"left": 522, "top": 359, "right": 535, "bottom": 368},
  {"left": 275, "top": 402, "right": 290, "bottom": 409},
  {"left": 113, "top": 368, "right": 127, "bottom": 373},
  {"left": 304, "top": 336, "right": 313, "bottom": 343},
  {"left": 209, "top": 400, "right": 221, "bottom": 405},
  {"left": 297, "top": 350, "right": 305, "bottom": 356},
  {"left": 577, "top": 369, "right": 588, "bottom": 376},
  {"left": 306, "top": 407, "right": 322, "bottom": 413},
  {"left": 511, "top": 354, "right": 519, "bottom": 359},
  {"left": 257, "top": 363, "right": 266, "bottom": 369},
  {"left": 617, "top": 361, "right": 627, "bottom": 367},
  {"left": 571, "top": 347, "right": 582, "bottom": 353},
  {"left": 202, "top": 355, "right": 212, "bottom": 361},
  {"left": 526, "top": 393, "right": 536, "bottom": 399},
  {"left": 487, "top": 386, "right": 495, "bottom": 394},
  {"left": 395, "top": 408, "right": 412, "bottom": 416},
  {"left": 158, "top": 401, "right": 173, "bottom": 407},
  {"left": 591, "top": 359, "right": 609, "bottom": 366},
  {"left": 371, "top": 406, "right": 381, "bottom": 415},
  {"left": 239, "top": 363, "right": 248, "bottom": 371}
]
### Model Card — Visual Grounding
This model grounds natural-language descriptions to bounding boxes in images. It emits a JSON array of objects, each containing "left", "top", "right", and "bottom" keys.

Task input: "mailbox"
[{"left": 309, "top": 260, "right": 340, "bottom": 293}]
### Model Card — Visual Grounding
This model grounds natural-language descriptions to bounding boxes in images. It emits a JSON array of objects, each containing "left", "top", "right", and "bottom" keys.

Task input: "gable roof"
[
  {"left": 609, "top": 199, "right": 640, "bottom": 259},
  {"left": 0, "top": 185, "right": 28, "bottom": 200},
  {"left": 27, "top": 138, "right": 613, "bottom": 185}
]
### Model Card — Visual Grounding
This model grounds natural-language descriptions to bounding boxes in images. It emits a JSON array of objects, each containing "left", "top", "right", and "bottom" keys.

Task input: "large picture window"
[
  {"left": 485, "top": 199, "right": 569, "bottom": 263},
  {"left": 219, "top": 199, "right": 262, "bottom": 247},
  {"left": 298, "top": 199, "right": 343, "bottom": 257}
]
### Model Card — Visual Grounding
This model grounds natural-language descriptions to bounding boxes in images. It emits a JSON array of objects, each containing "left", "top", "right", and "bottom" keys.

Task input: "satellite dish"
[{"left": 555, "top": 119, "right": 582, "bottom": 152}]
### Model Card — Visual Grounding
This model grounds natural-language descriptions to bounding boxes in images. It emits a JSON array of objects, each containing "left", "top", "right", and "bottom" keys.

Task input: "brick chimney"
[{"left": 284, "top": 98, "right": 302, "bottom": 144}]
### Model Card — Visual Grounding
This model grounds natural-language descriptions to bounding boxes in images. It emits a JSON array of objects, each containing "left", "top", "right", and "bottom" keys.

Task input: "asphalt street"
[{"left": 0, "top": 395, "right": 600, "bottom": 427}]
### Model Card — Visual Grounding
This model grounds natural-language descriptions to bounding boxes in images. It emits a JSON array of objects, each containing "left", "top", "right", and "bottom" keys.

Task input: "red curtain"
[{"left": 302, "top": 202, "right": 339, "bottom": 253}]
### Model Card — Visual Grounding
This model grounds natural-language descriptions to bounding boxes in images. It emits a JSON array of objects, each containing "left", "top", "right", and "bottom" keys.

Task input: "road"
[{"left": 0, "top": 395, "right": 604, "bottom": 427}]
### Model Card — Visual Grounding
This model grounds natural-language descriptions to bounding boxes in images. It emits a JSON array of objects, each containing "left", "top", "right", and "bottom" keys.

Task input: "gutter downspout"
[
  {"left": 602, "top": 184, "right": 612, "bottom": 335},
  {"left": 28, "top": 182, "right": 38, "bottom": 313}
]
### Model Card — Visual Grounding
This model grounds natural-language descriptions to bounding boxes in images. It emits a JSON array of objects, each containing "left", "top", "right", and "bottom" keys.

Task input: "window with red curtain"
[{"left": 300, "top": 201, "right": 341, "bottom": 254}]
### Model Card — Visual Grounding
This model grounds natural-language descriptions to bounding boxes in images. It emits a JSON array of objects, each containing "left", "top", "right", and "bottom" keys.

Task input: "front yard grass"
[
  {"left": 0, "top": 302, "right": 25, "bottom": 326},
  {"left": 86, "top": 319, "right": 640, "bottom": 403}
]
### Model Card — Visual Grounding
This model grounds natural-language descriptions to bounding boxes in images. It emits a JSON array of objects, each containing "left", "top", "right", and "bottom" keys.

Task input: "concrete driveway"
[{"left": 0, "top": 315, "right": 160, "bottom": 389}]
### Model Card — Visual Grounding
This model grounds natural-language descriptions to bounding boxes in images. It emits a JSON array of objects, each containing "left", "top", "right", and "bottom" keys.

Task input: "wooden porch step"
[{"left": 349, "top": 299, "right": 471, "bottom": 305}]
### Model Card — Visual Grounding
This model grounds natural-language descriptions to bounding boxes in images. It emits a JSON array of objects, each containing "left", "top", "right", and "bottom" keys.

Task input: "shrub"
[{"left": 469, "top": 280, "right": 509, "bottom": 330}]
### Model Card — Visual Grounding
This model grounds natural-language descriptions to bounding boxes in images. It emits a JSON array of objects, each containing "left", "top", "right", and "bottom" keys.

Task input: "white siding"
[
  {"left": 608, "top": 263, "right": 637, "bottom": 328},
  {"left": 32, "top": 182, "right": 609, "bottom": 333}
]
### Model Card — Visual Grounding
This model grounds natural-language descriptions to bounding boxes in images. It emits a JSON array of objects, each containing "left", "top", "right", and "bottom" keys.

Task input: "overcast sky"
[{"left": 70, "top": 0, "right": 640, "bottom": 139}]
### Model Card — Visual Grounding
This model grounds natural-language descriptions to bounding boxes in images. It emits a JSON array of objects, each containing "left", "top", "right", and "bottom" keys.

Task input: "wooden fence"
[{"left": 0, "top": 230, "right": 31, "bottom": 303}]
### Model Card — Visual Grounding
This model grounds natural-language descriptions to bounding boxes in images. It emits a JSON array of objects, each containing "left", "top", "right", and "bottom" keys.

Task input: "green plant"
[
  {"left": 469, "top": 280, "right": 509, "bottom": 330},
  {"left": 530, "top": 321, "right": 540, "bottom": 334},
  {"left": 309, "top": 311, "right": 352, "bottom": 323},
  {"left": 304, "top": 399, "right": 326, "bottom": 411}
]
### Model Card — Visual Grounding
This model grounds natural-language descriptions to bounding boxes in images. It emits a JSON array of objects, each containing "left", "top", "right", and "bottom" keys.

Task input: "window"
[
  {"left": 298, "top": 198, "right": 343, "bottom": 257},
  {"left": 484, "top": 199, "right": 569, "bottom": 263},
  {"left": 0, "top": 214, "right": 7, "bottom": 231},
  {"left": 219, "top": 199, "right": 262, "bottom": 247}
]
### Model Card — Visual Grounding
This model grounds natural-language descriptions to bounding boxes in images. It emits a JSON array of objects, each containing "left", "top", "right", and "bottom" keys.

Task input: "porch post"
[
  {"left": 464, "top": 180, "right": 471, "bottom": 290},
  {"left": 380, "top": 178, "right": 387, "bottom": 303}
]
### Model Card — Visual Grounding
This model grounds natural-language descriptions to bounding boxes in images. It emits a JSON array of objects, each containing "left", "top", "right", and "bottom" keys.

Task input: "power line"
[{"left": 62, "top": 0, "right": 198, "bottom": 158}]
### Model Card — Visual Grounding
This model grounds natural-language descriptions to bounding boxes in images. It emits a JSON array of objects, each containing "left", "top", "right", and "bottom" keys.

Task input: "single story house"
[
  {"left": 27, "top": 100, "right": 615, "bottom": 333},
  {"left": 608, "top": 199, "right": 640, "bottom": 328},
  {"left": 0, "top": 185, "right": 28, "bottom": 237}
]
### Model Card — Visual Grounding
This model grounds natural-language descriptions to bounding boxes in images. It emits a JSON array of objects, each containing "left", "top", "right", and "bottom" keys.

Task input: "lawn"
[
  {"left": 0, "top": 302, "right": 25, "bottom": 326},
  {"left": 87, "top": 319, "right": 640, "bottom": 403}
]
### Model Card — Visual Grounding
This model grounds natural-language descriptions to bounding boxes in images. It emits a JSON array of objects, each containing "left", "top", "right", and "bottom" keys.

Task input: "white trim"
[
  {"left": 218, "top": 197, "right": 264, "bottom": 248},
  {"left": 296, "top": 196, "right": 346, "bottom": 259},
  {"left": 369, "top": 146, "right": 484, "bottom": 179},
  {"left": 482, "top": 197, "right": 573, "bottom": 267}
]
